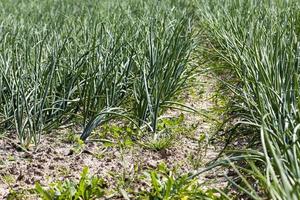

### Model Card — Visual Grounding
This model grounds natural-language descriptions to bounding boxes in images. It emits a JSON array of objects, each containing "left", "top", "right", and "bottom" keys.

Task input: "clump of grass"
[{"left": 142, "top": 131, "right": 175, "bottom": 151}]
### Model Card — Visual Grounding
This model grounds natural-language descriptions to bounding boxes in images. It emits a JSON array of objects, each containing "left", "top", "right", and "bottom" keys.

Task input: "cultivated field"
[{"left": 0, "top": 0, "right": 299, "bottom": 199}]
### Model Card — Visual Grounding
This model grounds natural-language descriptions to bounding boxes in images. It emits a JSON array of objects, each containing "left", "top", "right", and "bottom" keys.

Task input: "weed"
[
  {"left": 35, "top": 167, "right": 106, "bottom": 200},
  {"left": 138, "top": 163, "right": 222, "bottom": 199}
]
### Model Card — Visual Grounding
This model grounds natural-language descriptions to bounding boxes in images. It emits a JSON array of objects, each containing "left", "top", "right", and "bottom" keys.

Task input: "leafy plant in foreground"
[
  {"left": 35, "top": 167, "right": 106, "bottom": 200},
  {"left": 138, "top": 163, "right": 221, "bottom": 200}
]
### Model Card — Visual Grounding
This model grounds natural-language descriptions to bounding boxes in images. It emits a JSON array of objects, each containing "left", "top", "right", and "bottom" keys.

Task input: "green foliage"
[
  {"left": 188, "top": 133, "right": 208, "bottom": 169},
  {"left": 199, "top": 0, "right": 300, "bottom": 199},
  {"left": 35, "top": 167, "right": 105, "bottom": 200},
  {"left": 63, "top": 131, "right": 80, "bottom": 144},
  {"left": 138, "top": 163, "right": 221, "bottom": 200},
  {"left": 6, "top": 189, "right": 34, "bottom": 200},
  {"left": 142, "top": 114, "right": 186, "bottom": 151},
  {"left": 0, "top": 0, "right": 197, "bottom": 146}
]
